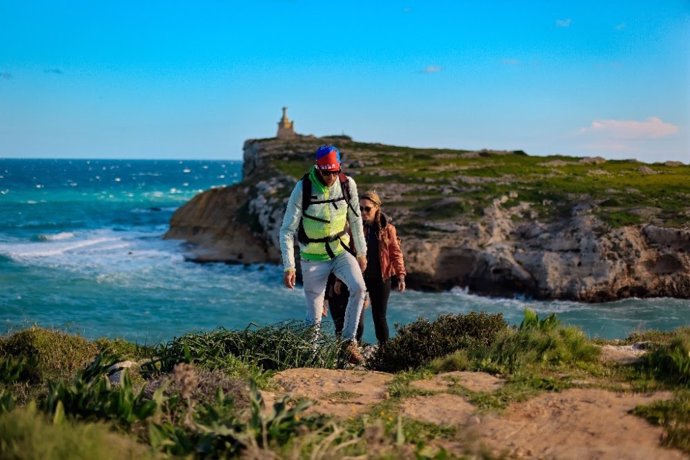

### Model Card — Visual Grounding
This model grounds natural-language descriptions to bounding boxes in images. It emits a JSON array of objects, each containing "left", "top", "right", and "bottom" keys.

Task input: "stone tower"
[{"left": 276, "top": 107, "right": 296, "bottom": 139}]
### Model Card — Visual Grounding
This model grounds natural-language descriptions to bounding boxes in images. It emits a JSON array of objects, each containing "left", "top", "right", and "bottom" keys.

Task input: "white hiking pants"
[{"left": 301, "top": 251, "right": 366, "bottom": 341}]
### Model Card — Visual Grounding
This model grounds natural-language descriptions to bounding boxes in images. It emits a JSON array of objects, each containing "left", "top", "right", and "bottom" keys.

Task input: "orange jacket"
[{"left": 365, "top": 213, "right": 406, "bottom": 281}]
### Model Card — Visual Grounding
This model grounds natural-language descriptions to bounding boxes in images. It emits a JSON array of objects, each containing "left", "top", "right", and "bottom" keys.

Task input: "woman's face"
[{"left": 359, "top": 198, "right": 377, "bottom": 223}]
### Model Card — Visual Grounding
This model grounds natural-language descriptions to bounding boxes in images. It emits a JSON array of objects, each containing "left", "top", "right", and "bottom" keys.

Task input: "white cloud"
[
  {"left": 556, "top": 18, "right": 572, "bottom": 28},
  {"left": 579, "top": 117, "right": 678, "bottom": 139},
  {"left": 422, "top": 65, "right": 442, "bottom": 74}
]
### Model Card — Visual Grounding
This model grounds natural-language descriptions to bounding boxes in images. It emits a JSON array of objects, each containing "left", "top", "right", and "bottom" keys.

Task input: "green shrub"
[
  {"left": 640, "top": 329, "right": 690, "bottom": 385},
  {"left": 93, "top": 337, "right": 152, "bottom": 361},
  {"left": 0, "top": 403, "right": 153, "bottom": 460},
  {"left": 0, "top": 327, "right": 98, "bottom": 383},
  {"left": 368, "top": 312, "right": 508, "bottom": 373},
  {"left": 481, "top": 310, "right": 600, "bottom": 372}
]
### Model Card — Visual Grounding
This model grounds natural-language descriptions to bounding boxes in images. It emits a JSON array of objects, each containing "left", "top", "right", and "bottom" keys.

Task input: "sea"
[{"left": 1, "top": 158, "right": 689, "bottom": 346}]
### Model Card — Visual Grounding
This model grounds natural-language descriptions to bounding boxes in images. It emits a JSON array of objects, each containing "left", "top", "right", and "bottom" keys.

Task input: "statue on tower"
[{"left": 276, "top": 107, "right": 296, "bottom": 139}]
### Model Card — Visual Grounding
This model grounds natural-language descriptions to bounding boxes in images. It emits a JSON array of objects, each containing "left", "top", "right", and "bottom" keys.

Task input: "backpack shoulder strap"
[
  {"left": 338, "top": 173, "right": 359, "bottom": 217},
  {"left": 299, "top": 173, "right": 329, "bottom": 225},
  {"left": 300, "top": 173, "right": 312, "bottom": 212},
  {"left": 338, "top": 173, "right": 350, "bottom": 200}
]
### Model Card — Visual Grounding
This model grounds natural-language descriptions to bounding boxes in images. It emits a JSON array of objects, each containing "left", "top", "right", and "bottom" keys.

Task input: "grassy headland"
[{"left": 262, "top": 137, "right": 690, "bottom": 233}]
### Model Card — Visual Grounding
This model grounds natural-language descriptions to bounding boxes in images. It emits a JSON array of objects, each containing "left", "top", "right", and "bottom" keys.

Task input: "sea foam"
[{"left": 33, "top": 232, "right": 76, "bottom": 242}]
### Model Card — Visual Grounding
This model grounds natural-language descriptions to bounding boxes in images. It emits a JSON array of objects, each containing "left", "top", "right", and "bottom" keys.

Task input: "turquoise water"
[{"left": 1, "top": 159, "right": 689, "bottom": 345}]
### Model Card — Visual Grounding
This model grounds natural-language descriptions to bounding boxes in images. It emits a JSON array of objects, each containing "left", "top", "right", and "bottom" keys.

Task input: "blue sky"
[{"left": 1, "top": 1, "right": 688, "bottom": 163}]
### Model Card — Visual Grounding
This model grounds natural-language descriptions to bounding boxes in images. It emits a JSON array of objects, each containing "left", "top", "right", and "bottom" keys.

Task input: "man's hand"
[
  {"left": 283, "top": 270, "right": 296, "bottom": 289},
  {"left": 357, "top": 255, "right": 367, "bottom": 273}
]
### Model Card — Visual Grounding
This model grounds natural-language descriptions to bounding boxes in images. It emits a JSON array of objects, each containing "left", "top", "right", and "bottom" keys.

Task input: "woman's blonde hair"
[
  {"left": 360, "top": 191, "right": 384, "bottom": 228},
  {"left": 360, "top": 190, "right": 382, "bottom": 207}
]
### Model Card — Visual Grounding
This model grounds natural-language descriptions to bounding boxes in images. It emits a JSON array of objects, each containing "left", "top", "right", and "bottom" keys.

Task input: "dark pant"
[
  {"left": 365, "top": 277, "right": 391, "bottom": 344},
  {"left": 327, "top": 275, "right": 391, "bottom": 345}
]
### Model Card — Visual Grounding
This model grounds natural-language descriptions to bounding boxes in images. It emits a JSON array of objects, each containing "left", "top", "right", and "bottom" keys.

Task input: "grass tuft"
[
  {"left": 152, "top": 321, "right": 342, "bottom": 375},
  {"left": 638, "top": 328, "right": 690, "bottom": 385},
  {"left": 634, "top": 390, "right": 690, "bottom": 455},
  {"left": 478, "top": 310, "right": 601, "bottom": 373}
]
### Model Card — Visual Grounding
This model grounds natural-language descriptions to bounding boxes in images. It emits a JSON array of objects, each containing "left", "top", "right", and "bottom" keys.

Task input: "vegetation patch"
[
  {"left": 2, "top": 317, "right": 690, "bottom": 458},
  {"left": 42, "top": 352, "right": 158, "bottom": 428},
  {"left": 368, "top": 312, "right": 508, "bottom": 373},
  {"left": 0, "top": 403, "right": 153, "bottom": 460},
  {"left": 266, "top": 137, "right": 690, "bottom": 230},
  {"left": 325, "top": 390, "right": 360, "bottom": 401},
  {"left": 479, "top": 310, "right": 601, "bottom": 373},
  {"left": 638, "top": 327, "right": 690, "bottom": 385},
  {"left": 0, "top": 327, "right": 99, "bottom": 383},
  {"left": 93, "top": 337, "right": 153, "bottom": 361},
  {"left": 152, "top": 321, "right": 342, "bottom": 376},
  {"left": 633, "top": 390, "right": 690, "bottom": 455}
]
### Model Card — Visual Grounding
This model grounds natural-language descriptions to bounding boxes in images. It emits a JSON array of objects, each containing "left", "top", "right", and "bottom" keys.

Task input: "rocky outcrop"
[
  {"left": 400, "top": 201, "right": 690, "bottom": 300},
  {"left": 164, "top": 136, "right": 690, "bottom": 301}
]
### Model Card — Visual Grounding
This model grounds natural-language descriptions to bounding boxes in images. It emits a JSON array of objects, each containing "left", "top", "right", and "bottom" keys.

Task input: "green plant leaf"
[{"left": 52, "top": 400, "right": 65, "bottom": 425}]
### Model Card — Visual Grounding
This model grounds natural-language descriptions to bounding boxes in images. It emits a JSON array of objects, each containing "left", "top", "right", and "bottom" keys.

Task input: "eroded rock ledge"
[{"left": 164, "top": 136, "right": 690, "bottom": 301}]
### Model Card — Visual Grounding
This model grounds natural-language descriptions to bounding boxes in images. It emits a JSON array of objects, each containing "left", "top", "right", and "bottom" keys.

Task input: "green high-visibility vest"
[{"left": 298, "top": 167, "right": 354, "bottom": 261}]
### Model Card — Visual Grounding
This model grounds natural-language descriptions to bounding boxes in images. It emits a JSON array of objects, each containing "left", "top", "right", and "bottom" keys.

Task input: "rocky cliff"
[{"left": 164, "top": 136, "right": 690, "bottom": 301}]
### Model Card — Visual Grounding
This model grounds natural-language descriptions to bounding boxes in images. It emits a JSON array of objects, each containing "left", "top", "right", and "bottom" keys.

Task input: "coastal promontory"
[{"left": 164, "top": 135, "right": 690, "bottom": 301}]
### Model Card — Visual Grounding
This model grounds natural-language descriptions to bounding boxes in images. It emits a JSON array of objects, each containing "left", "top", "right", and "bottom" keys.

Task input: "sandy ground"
[
  {"left": 262, "top": 347, "right": 686, "bottom": 459},
  {"left": 470, "top": 388, "right": 681, "bottom": 459}
]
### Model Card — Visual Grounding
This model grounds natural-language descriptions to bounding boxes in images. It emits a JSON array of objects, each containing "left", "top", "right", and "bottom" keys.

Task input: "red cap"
[{"left": 315, "top": 145, "right": 341, "bottom": 171}]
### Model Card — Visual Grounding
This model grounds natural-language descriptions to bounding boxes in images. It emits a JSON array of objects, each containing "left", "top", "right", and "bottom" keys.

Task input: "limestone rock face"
[
  {"left": 165, "top": 185, "right": 276, "bottom": 263},
  {"left": 164, "top": 137, "right": 690, "bottom": 301}
]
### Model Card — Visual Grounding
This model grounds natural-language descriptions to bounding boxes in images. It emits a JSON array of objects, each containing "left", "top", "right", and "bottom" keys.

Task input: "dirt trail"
[
  {"left": 471, "top": 388, "right": 681, "bottom": 459},
  {"left": 264, "top": 367, "right": 686, "bottom": 459}
]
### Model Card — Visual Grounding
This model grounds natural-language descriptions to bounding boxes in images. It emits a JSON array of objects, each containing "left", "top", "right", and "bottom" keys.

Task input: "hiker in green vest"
[{"left": 279, "top": 144, "right": 368, "bottom": 364}]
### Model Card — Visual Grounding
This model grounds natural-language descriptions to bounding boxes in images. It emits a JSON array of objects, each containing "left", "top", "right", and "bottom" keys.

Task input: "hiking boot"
[{"left": 344, "top": 341, "right": 365, "bottom": 366}]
